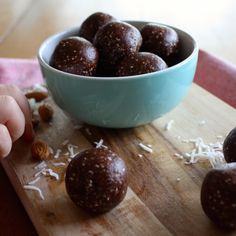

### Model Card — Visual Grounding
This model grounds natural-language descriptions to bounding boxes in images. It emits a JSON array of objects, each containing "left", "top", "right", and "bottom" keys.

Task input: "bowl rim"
[{"left": 38, "top": 20, "right": 199, "bottom": 81}]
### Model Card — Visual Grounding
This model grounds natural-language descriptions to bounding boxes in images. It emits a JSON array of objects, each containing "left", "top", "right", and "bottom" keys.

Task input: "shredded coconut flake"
[
  {"left": 138, "top": 154, "right": 143, "bottom": 158},
  {"left": 67, "top": 144, "right": 79, "bottom": 158},
  {"left": 49, "top": 146, "right": 54, "bottom": 155},
  {"left": 138, "top": 143, "right": 153, "bottom": 153},
  {"left": 42, "top": 168, "right": 59, "bottom": 180},
  {"left": 28, "top": 177, "right": 41, "bottom": 185},
  {"left": 95, "top": 139, "right": 103, "bottom": 148},
  {"left": 54, "top": 149, "right": 62, "bottom": 159},
  {"left": 94, "top": 139, "right": 108, "bottom": 149},
  {"left": 52, "top": 162, "right": 66, "bottom": 167},
  {"left": 165, "top": 120, "right": 174, "bottom": 131},
  {"left": 34, "top": 161, "right": 47, "bottom": 170},
  {"left": 34, "top": 168, "right": 46, "bottom": 177},
  {"left": 24, "top": 185, "right": 45, "bottom": 200},
  {"left": 178, "top": 137, "right": 225, "bottom": 168},
  {"left": 174, "top": 153, "right": 183, "bottom": 159}
]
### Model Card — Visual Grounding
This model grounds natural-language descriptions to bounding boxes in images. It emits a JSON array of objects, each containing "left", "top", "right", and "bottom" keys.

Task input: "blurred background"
[{"left": 1, "top": 0, "right": 236, "bottom": 64}]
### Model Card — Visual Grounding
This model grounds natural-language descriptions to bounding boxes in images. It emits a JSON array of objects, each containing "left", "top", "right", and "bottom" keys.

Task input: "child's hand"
[{"left": 0, "top": 85, "right": 34, "bottom": 159}]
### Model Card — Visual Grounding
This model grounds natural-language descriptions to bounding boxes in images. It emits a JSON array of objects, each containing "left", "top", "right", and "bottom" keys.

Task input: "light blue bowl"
[{"left": 38, "top": 21, "right": 198, "bottom": 128}]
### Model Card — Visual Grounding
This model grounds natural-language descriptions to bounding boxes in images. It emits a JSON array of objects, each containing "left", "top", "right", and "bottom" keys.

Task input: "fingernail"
[{"left": 23, "top": 123, "right": 35, "bottom": 142}]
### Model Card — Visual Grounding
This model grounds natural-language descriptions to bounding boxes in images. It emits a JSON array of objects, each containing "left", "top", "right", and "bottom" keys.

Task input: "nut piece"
[
  {"left": 38, "top": 104, "right": 53, "bottom": 122},
  {"left": 25, "top": 91, "right": 48, "bottom": 102},
  {"left": 31, "top": 140, "right": 50, "bottom": 161}
]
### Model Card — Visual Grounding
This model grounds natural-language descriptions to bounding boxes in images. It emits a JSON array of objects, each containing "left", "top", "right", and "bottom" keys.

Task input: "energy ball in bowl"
[
  {"left": 65, "top": 147, "right": 128, "bottom": 214},
  {"left": 78, "top": 12, "right": 116, "bottom": 43},
  {"left": 94, "top": 21, "right": 142, "bottom": 76},
  {"left": 50, "top": 37, "right": 98, "bottom": 76},
  {"left": 116, "top": 52, "right": 168, "bottom": 76},
  {"left": 140, "top": 23, "right": 179, "bottom": 63},
  {"left": 223, "top": 127, "right": 236, "bottom": 163}
]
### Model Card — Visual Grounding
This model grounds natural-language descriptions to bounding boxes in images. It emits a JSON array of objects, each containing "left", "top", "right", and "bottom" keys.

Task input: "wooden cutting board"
[{"left": 2, "top": 84, "right": 236, "bottom": 236}]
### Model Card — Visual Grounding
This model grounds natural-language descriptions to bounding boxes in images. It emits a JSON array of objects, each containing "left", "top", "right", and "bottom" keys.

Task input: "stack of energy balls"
[{"left": 50, "top": 12, "right": 180, "bottom": 77}]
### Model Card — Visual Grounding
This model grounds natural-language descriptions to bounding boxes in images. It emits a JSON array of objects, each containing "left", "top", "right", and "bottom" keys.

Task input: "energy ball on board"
[
  {"left": 223, "top": 127, "right": 236, "bottom": 163},
  {"left": 201, "top": 164, "right": 236, "bottom": 230},
  {"left": 65, "top": 147, "right": 128, "bottom": 214}
]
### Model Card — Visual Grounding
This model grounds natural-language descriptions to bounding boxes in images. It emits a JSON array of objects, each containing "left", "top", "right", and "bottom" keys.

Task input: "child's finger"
[
  {"left": 0, "top": 124, "right": 12, "bottom": 159},
  {"left": 0, "top": 95, "right": 25, "bottom": 142},
  {"left": 0, "top": 85, "right": 34, "bottom": 141}
]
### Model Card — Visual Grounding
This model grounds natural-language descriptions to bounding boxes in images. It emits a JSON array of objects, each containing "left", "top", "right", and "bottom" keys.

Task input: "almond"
[
  {"left": 31, "top": 140, "right": 50, "bottom": 161},
  {"left": 38, "top": 104, "right": 53, "bottom": 122},
  {"left": 25, "top": 91, "right": 48, "bottom": 102}
]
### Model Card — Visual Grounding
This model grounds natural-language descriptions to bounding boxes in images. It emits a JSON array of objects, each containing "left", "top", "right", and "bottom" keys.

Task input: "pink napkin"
[
  {"left": 194, "top": 50, "right": 236, "bottom": 108},
  {"left": 0, "top": 49, "right": 235, "bottom": 108},
  {"left": 0, "top": 58, "right": 43, "bottom": 88}
]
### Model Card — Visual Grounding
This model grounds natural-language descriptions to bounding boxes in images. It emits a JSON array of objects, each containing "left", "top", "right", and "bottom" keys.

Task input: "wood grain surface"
[
  {"left": 1, "top": 1, "right": 236, "bottom": 235},
  {"left": 1, "top": 84, "right": 236, "bottom": 236}
]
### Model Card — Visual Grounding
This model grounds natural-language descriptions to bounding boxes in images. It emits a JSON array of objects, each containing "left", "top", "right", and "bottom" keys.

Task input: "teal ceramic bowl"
[{"left": 38, "top": 21, "right": 198, "bottom": 128}]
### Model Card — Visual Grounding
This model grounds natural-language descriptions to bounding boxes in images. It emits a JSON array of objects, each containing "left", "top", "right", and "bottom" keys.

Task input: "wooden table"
[{"left": 1, "top": 1, "right": 236, "bottom": 235}]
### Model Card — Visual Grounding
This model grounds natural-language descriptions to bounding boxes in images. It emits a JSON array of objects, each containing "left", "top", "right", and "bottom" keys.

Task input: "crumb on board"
[
  {"left": 165, "top": 119, "right": 174, "bottom": 131},
  {"left": 138, "top": 143, "right": 153, "bottom": 153},
  {"left": 94, "top": 139, "right": 108, "bottom": 149},
  {"left": 23, "top": 185, "right": 45, "bottom": 200},
  {"left": 173, "top": 137, "right": 224, "bottom": 168}
]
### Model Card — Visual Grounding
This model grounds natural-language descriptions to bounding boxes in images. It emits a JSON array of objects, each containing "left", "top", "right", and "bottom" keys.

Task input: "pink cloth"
[
  {"left": 0, "top": 58, "right": 43, "bottom": 88},
  {"left": 194, "top": 50, "right": 236, "bottom": 108},
  {"left": 0, "top": 50, "right": 235, "bottom": 108}
]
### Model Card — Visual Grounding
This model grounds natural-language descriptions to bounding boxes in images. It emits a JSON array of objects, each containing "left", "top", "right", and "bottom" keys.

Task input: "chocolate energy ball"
[
  {"left": 78, "top": 12, "right": 116, "bottom": 43},
  {"left": 65, "top": 147, "right": 128, "bottom": 214},
  {"left": 201, "top": 164, "right": 236, "bottom": 230},
  {"left": 140, "top": 23, "right": 179, "bottom": 62},
  {"left": 116, "top": 52, "right": 168, "bottom": 76},
  {"left": 94, "top": 21, "right": 142, "bottom": 76},
  {"left": 50, "top": 37, "right": 98, "bottom": 76},
  {"left": 223, "top": 127, "right": 236, "bottom": 163}
]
